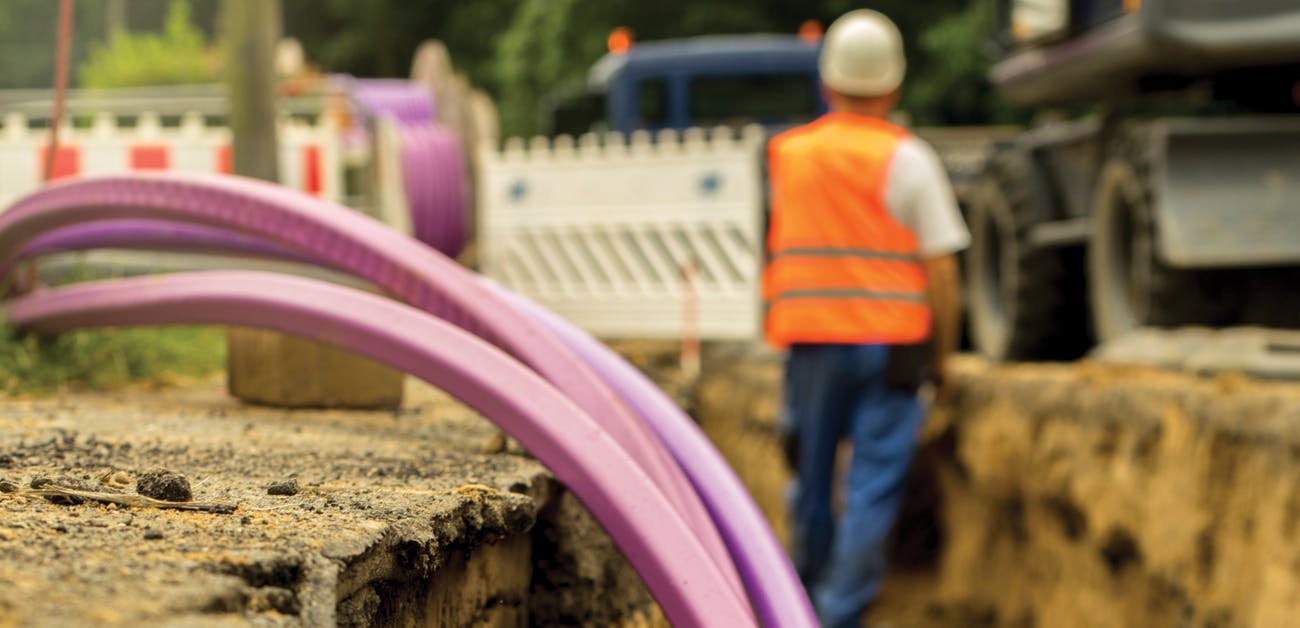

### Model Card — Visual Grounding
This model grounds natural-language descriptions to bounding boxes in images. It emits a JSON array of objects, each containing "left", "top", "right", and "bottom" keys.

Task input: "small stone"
[
  {"left": 143, "top": 529, "right": 164, "bottom": 540},
  {"left": 480, "top": 431, "right": 507, "bottom": 454},
  {"left": 31, "top": 476, "right": 92, "bottom": 505},
  {"left": 266, "top": 479, "right": 299, "bottom": 496},
  {"left": 505, "top": 436, "right": 529, "bottom": 456},
  {"left": 248, "top": 587, "right": 300, "bottom": 615},
  {"left": 99, "top": 470, "right": 133, "bottom": 490},
  {"left": 0, "top": 480, "right": 19, "bottom": 493},
  {"left": 136, "top": 468, "right": 193, "bottom": 502},
  {"left": 240, "top": 516, "right": 252, "bottom": 525},
  {"left": 0, "top": 454, "right": 15, "bottom": 468}
]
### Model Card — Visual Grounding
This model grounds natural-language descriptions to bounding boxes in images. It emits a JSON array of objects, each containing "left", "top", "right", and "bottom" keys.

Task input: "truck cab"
[{"left": 545, "top": 33, "right": 826, "bottom": 137}]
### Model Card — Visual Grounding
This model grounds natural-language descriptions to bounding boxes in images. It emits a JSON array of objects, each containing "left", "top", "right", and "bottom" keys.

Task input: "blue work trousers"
[{"left": 783, "top": 343, "right": 925, "bottom": 628}]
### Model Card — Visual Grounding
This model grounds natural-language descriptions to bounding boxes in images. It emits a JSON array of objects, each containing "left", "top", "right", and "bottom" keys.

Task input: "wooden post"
[
  {"left": 222, "top": 0, "right": 280, "bottom": 183},
  {"left": 221, "top": 0, "right": 403, "bottom": 408}
]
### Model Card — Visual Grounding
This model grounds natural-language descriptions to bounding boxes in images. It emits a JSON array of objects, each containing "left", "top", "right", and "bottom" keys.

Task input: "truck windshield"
[
  {"left": 688, "top": 73, "right": 818, "bottom": 128},
  {"left": 637, "top": 79, "right": 669, "bottom": 128},
  {"left": 548, "top": 91, "right": 607, "bottom": 136}
]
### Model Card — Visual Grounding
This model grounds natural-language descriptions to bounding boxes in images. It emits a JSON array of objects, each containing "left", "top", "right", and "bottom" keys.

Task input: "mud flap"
[{"left": 1152, "top": 117, "right": 1300, "bottom": 268}]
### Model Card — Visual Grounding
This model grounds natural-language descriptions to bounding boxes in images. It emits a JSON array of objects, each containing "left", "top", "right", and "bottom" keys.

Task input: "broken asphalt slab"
[{"left": 0, "top": 377, "right": 658, "bottom": 627}]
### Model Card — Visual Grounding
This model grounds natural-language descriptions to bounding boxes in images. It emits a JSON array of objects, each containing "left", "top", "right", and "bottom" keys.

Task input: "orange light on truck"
[
  {"left": 609, "top": 27, "right": 634, "bottom": 55},
  {"left": 798, "top": 20, "right": 823, "bottom": 44}
]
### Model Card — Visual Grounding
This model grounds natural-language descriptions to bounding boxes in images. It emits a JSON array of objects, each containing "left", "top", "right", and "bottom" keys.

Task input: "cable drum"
[
  {"left": 398, "top": 123, "right": 468, "bottom": 258},
  {"left": 348, "top": 77, "right": 437, "bottom": 127},
  {"left": 349, "top": 77, "right": 469, "bottom": 259}
]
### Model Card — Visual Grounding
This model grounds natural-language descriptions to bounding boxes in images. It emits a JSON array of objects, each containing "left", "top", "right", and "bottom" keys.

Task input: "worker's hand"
[{"left": 931, "top": 360, "right": 957, "bottom": 404}]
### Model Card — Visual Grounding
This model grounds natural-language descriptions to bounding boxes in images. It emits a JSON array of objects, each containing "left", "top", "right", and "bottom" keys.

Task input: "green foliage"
[
  {"left": 0, "top": 324, "right": 226, "bottom": 395},
  {"left": 280, "top": 0, "right": 1004, "bottom": 136},
  {"left": 493, "top": 0, "right": 602, "bottom": 138},
  {"left": 0, "top": 0, "right": 107, "bottom": 89},
  {"left": 77, "top": 0, "right": 217, "bottom": 89},
  {"left": 904, "top": 0, "right": 1028, "bottom": 125}
]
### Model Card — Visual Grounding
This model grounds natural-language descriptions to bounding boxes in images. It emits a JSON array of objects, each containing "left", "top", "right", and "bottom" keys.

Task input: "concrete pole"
[
  {"left": 221, "top": 0, "right": 280, "bottom": 181},
  {"left": 220, "top": 0, "right": 403, "bottom": 409}
]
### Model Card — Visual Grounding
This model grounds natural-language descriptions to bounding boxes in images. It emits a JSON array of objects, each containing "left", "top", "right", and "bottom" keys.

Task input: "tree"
[
  {"left": 0, "top": 0, "right": 106, "bottom": 89},
  {"left": 78, "top": 0, "right": 218, "bottom": 89},
  {"left": 280, "top": 0, "right": 515, "bottom": 87},
  {"left": 905, "top": 0, "right": 1027, "bottom": 125},
  {"left": 489, "top": 0, "right": 784, "bottom": 137}
]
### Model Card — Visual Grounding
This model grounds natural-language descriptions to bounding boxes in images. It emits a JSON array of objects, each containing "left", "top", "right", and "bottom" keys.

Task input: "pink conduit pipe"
[
  {"left": 18, "top": 219, "right": 315, "bottom": 264},
  {"left": 486, "top": 281, "right": 817, "bottom": 627},
  {"left": 0, "top": 172, "right": 740, "bottom": 601},
  {"left": 8, "top": 215, "right": 812, "bottom": 625},
  {"left": 3, "top": 271, "right": 754, "bottom": 627},
  {"left": 345, "top": 77, "right": 438, "bottom": 126},
  {"left": 348, "top": 76, "right": 467, "bottom": 258},
  {"left": 400, "top": 123, "right": 467, "bottom": 257}
]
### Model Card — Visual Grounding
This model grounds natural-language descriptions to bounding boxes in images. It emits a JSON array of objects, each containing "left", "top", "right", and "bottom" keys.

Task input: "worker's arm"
[
  {"left": 885, "top": 136, "right": 969, "bottom": 396},
  {"left": 922, "top": 253, "right": 961, "bottom": 398}
]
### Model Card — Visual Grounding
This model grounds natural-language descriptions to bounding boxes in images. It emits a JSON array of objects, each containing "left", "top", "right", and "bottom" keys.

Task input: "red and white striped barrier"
[{"left": 0, "top": 111, "right": 340, "bottom": 209}]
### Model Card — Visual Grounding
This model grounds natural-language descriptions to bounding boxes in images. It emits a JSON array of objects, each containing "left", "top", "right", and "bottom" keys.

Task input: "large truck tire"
[
  {"left": 1088, "top": 126, "right": 1240, "bottom": 342},
  {"left": 965, "top": 148, "right": 1091, "bottom": 361}
]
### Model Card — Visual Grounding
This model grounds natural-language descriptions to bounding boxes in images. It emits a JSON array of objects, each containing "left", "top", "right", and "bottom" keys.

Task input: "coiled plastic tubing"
[
  {"left": 4, "top": 271, "right": 751, "bottom": 627},
  {"left": 0, "top": 172, "right": 819, "bottom": 627},
  {"left": 346, "top": 77, "right": 469, "bottom": 259}
]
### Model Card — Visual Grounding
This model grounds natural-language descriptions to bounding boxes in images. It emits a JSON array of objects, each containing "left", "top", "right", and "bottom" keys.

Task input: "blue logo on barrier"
[
  {"left": 698, "top": 172, "right": 722, "bottom": 197},
  {"left": 509, "top": 179, "right": 529, "bottom": 202}
]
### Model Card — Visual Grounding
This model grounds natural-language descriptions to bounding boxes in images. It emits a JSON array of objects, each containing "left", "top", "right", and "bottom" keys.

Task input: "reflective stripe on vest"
[{"left": 763, "top": 113, "right": 930, "bottom": 347}]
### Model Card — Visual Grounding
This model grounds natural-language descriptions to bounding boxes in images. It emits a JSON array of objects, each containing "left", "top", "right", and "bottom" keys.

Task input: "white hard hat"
[{"left": 819, "top": 10, "right": 906, "bottom": 97}]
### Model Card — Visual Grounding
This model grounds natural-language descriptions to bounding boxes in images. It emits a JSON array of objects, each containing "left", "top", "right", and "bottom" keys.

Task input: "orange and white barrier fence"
[{"left": 0, "top": 111, "right": 341, "bottom": 210}]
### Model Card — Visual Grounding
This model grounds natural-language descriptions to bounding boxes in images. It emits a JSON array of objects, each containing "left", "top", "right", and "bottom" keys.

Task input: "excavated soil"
[
  {"left": 0, "top": 377, "right": 660, "bottom": 627},
  {"left": 696, "top": 348, "right": 1300, "bottom": 628}
]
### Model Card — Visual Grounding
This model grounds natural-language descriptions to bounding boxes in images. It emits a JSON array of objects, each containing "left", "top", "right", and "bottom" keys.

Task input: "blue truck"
[{"left": 543, "top": 33, "right": 826, "bottom": 137}]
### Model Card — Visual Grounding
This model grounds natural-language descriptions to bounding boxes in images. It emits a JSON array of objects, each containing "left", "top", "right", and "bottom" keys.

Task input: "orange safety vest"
[{"left": 763, "top": 112, "right": 930, "bottom": 348}]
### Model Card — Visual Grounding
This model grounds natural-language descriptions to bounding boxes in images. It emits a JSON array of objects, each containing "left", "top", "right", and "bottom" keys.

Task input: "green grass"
[{"left": 0, "top": 324, "right": 226, "bottom": 395}]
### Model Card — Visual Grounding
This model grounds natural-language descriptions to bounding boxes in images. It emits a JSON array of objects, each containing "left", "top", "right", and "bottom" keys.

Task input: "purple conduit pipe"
[
  {"left": 348, "top": 76, "right": 467, "bottom": 258},
  {"left": 9, "top": 214, "right": 814, "bottom": 625},
  {"left": 486, "top": 281, "right": 817, "bottom": 627},
  {"left": 17, "top": 219, "right": 315, "bottom": 265},
  {"left": 347, "top": 77, "right": 437, "bottom": 126},
  {"left": 2, "top": 271, "right": 754, "bottom": 627},
  {"left": 0, "top": 172, "right": 741, "bottom": 603},
  {"left": 400, "top": 124, "right": 467, "bottom": 258}
]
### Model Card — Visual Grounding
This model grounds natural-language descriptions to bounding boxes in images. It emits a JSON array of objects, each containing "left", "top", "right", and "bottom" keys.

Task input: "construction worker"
[{"left": 764, "top": 9, "right": 967, "bottom": 627}]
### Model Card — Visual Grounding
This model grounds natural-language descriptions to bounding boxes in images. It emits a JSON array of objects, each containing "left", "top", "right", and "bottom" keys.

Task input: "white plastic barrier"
[
  {"left": 0, "top": 111, "right": 341, "bottom": 209},
  {"left": 478, "top": 126, "right": 766, "bottom": 341}
]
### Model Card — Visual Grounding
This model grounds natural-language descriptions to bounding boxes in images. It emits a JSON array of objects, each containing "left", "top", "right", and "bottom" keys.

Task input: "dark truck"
[
  {"left": 543, "top": 33, "right": 826, "bottom": 137},
  {"left": 964, "top": 0, "right": 1300, "bottom": 361}
]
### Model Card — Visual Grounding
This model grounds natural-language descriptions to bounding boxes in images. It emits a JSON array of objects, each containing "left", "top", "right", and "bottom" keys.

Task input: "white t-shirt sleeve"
[{"left": 884, "top": 136, "right": 971, "bottom": 257}]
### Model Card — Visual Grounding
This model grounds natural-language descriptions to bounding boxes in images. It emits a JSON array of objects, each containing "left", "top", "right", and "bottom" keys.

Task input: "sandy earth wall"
[{"left": 695, "top": 349, "right": 1300, "bottom": 628}]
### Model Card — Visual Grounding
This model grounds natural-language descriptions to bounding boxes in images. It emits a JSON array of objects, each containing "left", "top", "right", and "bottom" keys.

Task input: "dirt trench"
[{"left": 695, "top": 349, "right": 1300, "bottom": 628}]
